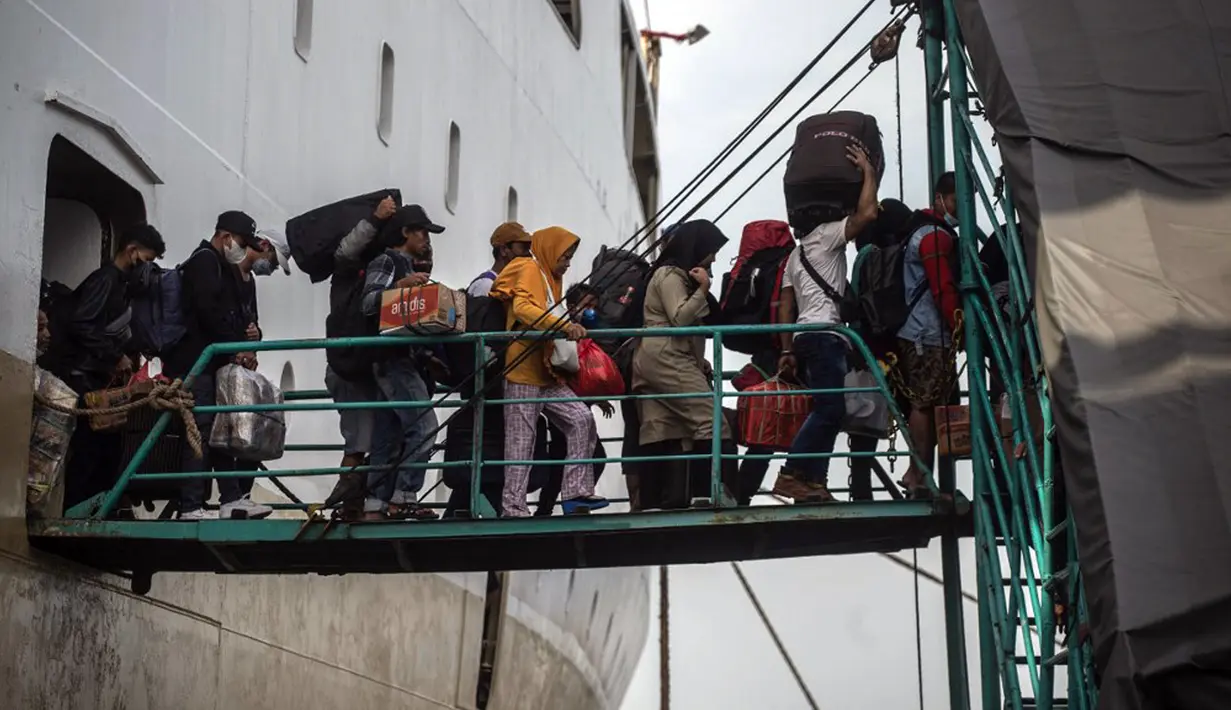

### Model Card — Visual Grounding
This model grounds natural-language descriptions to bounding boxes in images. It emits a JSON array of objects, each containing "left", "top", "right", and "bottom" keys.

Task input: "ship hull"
[{"left": 0, "top": 1, "right": 656, "bottom": 707}]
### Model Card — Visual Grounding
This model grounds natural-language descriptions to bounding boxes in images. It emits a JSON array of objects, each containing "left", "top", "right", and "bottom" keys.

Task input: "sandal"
[
  {"left": 387, "top": 502, "right": 440, "bottom": 521},
  {"left": 561, "top": 495, "right": 609, "bottom": 515}
]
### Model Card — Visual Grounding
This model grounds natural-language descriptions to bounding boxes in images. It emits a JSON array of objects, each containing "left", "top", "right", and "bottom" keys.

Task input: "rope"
[
  {"left": 899, "top": 46, "right": 926, "bottom": 710},
  {"left": 34, "top": 379, "right": 204, "bottom": 459},
  {"left": 731, "top": 561, "right": 821, "bottom": 710}
]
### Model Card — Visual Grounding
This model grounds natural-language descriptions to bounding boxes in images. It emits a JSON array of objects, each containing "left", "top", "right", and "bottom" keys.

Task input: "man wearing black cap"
[
  {"left": 359, "top": 204, "right": 445, "bottom": 520},
  {"left": 166, "top": 210, "right": 271, "bottom": 521}
]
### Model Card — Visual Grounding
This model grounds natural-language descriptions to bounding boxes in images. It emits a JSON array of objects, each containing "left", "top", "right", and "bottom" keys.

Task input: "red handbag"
[
  {"left": 737, "top": 377, "right": 811, "bottom": 450},
  {"left": 569, "top": 340, "right": 626, "bottom": 398}
]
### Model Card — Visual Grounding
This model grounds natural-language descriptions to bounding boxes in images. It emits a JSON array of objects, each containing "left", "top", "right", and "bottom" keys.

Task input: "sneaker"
[
  {"left": 179, "top": 508, "right": 216, "bottom": 521},
  {"left": 220, "top": 496, "right": 273, "bottom": 520}
]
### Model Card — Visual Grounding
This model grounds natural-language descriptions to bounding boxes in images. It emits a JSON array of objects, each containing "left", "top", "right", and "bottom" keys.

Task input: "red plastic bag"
[
  {"left": 569, "top": 340, "right": 626, "bottom": 398},
  {"left": 737, "top": 377, "right": 810, "bottom": 450}
]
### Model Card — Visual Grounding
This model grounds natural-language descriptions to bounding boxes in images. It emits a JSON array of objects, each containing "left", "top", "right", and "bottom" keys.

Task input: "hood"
[
  {"left": 530, "top": 226, "right": 581, "bottom": 298},
  {"left": 657, "top": 220, "right": 729, "bottom": 271}
]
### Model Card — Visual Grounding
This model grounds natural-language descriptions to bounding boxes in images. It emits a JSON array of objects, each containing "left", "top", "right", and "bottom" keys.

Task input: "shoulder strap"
[
  {"left": 468, "top": 271, "right": 497, "bottom": 289},
  {"left": 797, "top": 246, "right": 844, "bottom": 304}
]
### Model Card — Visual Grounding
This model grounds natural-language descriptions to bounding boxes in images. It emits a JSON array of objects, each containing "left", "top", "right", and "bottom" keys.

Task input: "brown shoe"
[{"left": 771, "top": 472, "right": 814, "bottom": 501}]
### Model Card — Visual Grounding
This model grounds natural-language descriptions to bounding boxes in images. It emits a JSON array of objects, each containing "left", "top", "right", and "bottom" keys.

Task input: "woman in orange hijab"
[{"left": 490, "top": 227, "right": 608, "bottom": 517}]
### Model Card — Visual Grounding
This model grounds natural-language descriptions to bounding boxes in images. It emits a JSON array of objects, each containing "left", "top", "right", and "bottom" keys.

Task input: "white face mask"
[{"left": 223, "top": 237, "right": 248, "bottom": 265}]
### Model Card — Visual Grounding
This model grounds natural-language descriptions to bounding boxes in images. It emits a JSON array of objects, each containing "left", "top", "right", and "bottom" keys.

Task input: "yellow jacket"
[{"left": 490, "top": 226, "right": 579, "bottom": 387}]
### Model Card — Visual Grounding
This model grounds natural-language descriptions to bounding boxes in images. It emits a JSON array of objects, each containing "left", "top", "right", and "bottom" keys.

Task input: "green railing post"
[
  {"left": 939, "top": 3, "right": 973, "bottom": 708},
  {"left": 924, "top": 0, "right": 948, "bottom": 188},
  {"left": 470, "top": 334, "right": 487, "bottom": 518},
  {"left": 710, "top": 332, "right": 725, "bottom": 505}
]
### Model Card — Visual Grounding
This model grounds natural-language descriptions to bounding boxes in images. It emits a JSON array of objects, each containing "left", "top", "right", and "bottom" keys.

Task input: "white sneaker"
[
  {"left": 220, "top": 496, "right": 273, "bottom": 520},
  {"left": 179, "top": 508, "right": 216, "bottom": 521}
]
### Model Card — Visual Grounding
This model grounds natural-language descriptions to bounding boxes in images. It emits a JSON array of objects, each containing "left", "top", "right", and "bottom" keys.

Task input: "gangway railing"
[{"left": 28, "top": 322, "right": 973, "bottom": 589}]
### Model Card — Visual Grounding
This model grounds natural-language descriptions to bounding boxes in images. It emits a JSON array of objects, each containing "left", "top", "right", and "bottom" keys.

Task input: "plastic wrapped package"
[
  {"left": 209, "top": 365, "right": 286, "bottom": 461},
  {"left": 28, "top": 367, "right": 77, "bottom": 515}
]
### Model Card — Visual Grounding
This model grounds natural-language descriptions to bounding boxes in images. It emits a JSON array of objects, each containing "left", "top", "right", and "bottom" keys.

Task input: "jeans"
[
  {"left": 180, "top": 371, "right": 246, "bottom": 512},
  {"left": 367, "top": 358, "right": 437, "bottom": 509},
  {"left": 785, "top": 333, "right": 848, "bottom": 485}
]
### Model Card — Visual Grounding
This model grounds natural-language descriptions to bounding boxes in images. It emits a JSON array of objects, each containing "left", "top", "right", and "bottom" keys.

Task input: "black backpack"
[
  {"left": 718, "top": 220, "right": 796, "bottom": 355},
  {"left": 286, "top": 189, "right": 401, "bottom": 283},
  {"left": 591, "top": 247, "right": 651, "bottom": 326},
  {"left": 848, "top": 211, "right": 954, "bottom": 353},
  {"left": 590, "top": 246, "right": 651, "bottom": 352}
]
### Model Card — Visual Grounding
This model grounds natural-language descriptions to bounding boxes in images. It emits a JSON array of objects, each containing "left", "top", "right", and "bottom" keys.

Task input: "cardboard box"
[
  {"left": 379, "top": 284, "right": 467, "bottom": 336},
  {"left": 935, "top": 404, "right": 972, "bottom": 457}
]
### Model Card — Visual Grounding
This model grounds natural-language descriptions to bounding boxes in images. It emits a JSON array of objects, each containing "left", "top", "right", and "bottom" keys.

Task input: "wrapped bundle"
[
  {"left": 209, "top": 365, "right": 286, "bottom": 461},
  {"left": 28, "top": 367, "right": 77, "bottom": 515}
]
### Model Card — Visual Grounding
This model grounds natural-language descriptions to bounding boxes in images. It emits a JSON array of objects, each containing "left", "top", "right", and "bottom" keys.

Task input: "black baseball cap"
[
  {"left": 400, "top": 204, "right": 446, "bottom": 234},
  {"left": 216, "top": 210, "right": 258, "bottom": 245}
]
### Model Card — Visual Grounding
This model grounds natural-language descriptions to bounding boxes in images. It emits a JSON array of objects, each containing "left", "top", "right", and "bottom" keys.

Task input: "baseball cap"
[
  {"left": 400, "top": 204, "right": 445, "bottom": 234},
  {"left": 490, "top": 221, "right": 531, "bottom": 247},
  {"left": 255, "top": 228, "right": 292, "bottom": 275},
  {"left": 216, "top": 210, "right": 258, "bottom": 245}
]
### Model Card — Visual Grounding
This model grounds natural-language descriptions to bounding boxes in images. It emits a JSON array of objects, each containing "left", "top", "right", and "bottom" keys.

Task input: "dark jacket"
[
  {"left": 52, "top": 263, "right": 132, "bottom": 390},
  {"left": 164, "top": 241, "right": 247, "bottom": 378}
]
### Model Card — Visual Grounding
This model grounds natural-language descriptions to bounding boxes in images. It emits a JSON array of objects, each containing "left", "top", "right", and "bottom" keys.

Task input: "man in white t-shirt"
[{"left": 771, "top": 145, "right": 880, "bottom": 503}]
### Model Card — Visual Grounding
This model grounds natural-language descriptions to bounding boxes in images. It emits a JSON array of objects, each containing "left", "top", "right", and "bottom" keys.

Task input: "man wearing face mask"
[
  {"left": 50, "top": 224, "right": 166, "bottom": 511},
  {"left": 203, "top": 227, "right": 294, "bottom": 511},
  {"left": 893, "top": 171, "right": 962, "bottom": 499},
  {"left": 165, "top": 210, "right": 266, "bottom": 520}
]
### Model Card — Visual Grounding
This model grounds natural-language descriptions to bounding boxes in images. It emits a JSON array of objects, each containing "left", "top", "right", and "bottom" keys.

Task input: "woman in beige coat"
[{"left": 632, "top": 220, "right": 738, "bottom": 509}]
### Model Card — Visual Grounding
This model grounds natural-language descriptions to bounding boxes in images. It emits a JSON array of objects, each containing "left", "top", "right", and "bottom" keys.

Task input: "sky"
[{"left": 615, "top": 1, "right": 1011, "bottom": 708}]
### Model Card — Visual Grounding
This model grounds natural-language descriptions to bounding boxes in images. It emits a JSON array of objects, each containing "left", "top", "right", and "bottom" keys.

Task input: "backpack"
[
  {"left": 286, "top": 189, "right": 402, "bottom": 283},
  {"left": 129, "top": 249, "right": 215, "bottom": 357},
  {"left": 848, "top": 210, "right": 955, "bottom": 354},
  {"left": 591, "top": 247, "right": 651, "bottom": 326},
  {"left": 325, "top": 269, "right": 384, "bottom": 382},
  {"left": 718, "top": 220, "right": 796, "bottom": 355}
]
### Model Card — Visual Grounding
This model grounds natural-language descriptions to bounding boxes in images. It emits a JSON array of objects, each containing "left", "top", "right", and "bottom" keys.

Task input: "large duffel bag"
[
  {"left": 286, "top": 188, "right": 402, "bottom": 283},
  {"left": 784, "top": 111, "right": 885, "bottom": 232}
]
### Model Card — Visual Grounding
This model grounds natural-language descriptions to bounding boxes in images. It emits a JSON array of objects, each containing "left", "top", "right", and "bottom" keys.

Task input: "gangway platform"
[{"left": 28, "top": 499, "right": 972, "bottom": 577}]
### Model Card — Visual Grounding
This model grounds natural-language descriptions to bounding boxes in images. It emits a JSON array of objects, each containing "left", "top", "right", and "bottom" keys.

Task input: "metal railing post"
[
  {"left": 470, "top": 334, "right": 487, "bottom": 518},
  {"left": 710, "top": 332, "right": 725, "bottom": 505}
]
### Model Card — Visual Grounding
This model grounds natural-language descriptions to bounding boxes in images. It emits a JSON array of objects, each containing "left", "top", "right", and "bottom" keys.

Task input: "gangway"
[{"left": 28, "top": 322, "right": 971, "bottom": 583}]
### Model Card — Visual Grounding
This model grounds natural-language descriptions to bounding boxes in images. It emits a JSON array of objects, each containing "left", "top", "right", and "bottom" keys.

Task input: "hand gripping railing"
[{"left": 69, "top": 322, "right": 934, "bottom": 521}]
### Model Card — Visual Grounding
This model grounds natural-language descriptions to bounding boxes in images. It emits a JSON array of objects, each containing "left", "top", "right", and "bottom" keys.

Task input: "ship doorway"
[
  {"left": 475, "top": 570, "right": 508, "bottom": 709},
  {"left": 41, "top": 135, "right": 147, "bottom": 290}
]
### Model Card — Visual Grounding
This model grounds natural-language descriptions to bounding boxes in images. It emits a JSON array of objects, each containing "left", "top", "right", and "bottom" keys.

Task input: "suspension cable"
[
  {"left": 897, "top": 46, "right": 925, "bottom": 710},
  {"left": 357, "top": 6, "right": 896, "bottom": 503},
  {"left": 731, "top": 562, "right": 821, "bottom": 710}
]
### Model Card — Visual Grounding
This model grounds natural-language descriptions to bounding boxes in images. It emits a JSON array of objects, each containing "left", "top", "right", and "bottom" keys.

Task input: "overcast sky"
[{"left": 616, "top": 2, "right": 1006, "bottom": 708}]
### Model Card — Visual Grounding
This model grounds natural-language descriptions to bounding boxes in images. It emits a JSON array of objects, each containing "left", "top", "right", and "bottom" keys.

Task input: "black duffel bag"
[
  {"left": 286, "top": 188, "right": 401, "bottom": 283},
  {"left": 784, "top": 111, "right": 884, "bottom": 233}
]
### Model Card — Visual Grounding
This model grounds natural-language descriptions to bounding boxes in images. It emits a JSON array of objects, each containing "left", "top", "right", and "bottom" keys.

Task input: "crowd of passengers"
[{"left": 33, "top": 144, "right": 1020, "bottom": 521}]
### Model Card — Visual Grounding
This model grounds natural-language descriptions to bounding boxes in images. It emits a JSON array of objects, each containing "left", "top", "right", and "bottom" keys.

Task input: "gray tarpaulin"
[{"left": 952, "top": 1, "right": 1231, "bottom": 708}]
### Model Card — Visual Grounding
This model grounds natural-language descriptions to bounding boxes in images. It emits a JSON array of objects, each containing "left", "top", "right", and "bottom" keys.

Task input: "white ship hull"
[{"left": 0, "top": 1, "right": 658, "bottom": 707}]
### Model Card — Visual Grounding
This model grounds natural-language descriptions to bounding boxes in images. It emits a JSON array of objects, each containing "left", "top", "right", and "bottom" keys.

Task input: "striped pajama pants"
[{"left": 502, "top": 381, "right": 597, "bottom": 517}]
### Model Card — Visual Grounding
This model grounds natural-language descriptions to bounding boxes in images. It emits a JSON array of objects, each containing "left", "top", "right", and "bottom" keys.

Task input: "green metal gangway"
[{"left": 28, "top": 322, "right": 970, "bottom": 580}]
